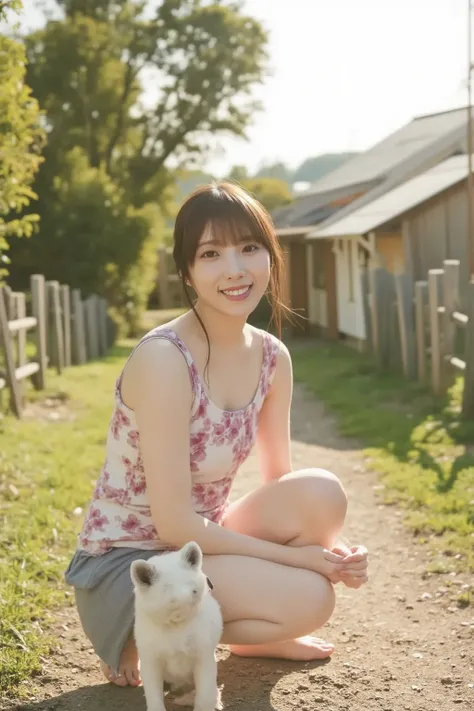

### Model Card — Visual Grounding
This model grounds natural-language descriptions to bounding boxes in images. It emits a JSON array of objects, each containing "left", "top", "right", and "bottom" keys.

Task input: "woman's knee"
[{"left": 281, "top": 468, "right": 348, "bottom": 525}]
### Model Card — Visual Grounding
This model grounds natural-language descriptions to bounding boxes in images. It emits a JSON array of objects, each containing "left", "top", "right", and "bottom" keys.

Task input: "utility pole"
[{"left": 468, "top": 0, "right": 474, "bottom": 277}]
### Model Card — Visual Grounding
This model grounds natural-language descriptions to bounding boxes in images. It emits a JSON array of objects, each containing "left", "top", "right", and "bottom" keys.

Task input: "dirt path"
[{"left": 8, "top": 383, "right": 474, "bottom": 711}]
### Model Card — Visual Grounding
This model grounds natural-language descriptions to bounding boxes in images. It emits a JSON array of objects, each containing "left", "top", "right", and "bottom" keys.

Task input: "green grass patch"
[
  {"left": 291, "top": 341, "right": 474, "bottom": 579},
  {"left": 0, "top": 340, "right": 135, "bottom": 701}
]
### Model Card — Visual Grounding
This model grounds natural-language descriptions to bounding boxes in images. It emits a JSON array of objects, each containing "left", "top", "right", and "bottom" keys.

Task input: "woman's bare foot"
[
  {"left": 229, "top": 635, "right": 335, "bottom": 661},
  {"left": 99, "top": 637, "right": 141, "bottom": 687}
]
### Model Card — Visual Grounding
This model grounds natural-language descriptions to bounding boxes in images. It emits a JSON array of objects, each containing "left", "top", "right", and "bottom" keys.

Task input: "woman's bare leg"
[
  {"left": 218, "top": 467, "right": 348, "bottom": 659},
  {"left": 202, "top": 553, "right": 336, "bottom": 661}
]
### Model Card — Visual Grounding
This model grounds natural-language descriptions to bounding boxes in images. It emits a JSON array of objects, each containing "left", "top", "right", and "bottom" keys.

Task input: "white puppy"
[{"left": 131, "top": 541, "right": 223, "bottom": 711}]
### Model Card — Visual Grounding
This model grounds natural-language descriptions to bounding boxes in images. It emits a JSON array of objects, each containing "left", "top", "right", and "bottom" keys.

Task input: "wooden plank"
[
  {"left": 71, "top": 289, "right": 87, "bottom": 365},
  {"left": 442, "top": 259, "right": 460, "bottom": 388},
  {"left": 414, "top": 281, "right": 428, "bottom": 383},
  {"left": 428, "top": 269, "right": 444, "bottom": 395},
  {"left": 61, "top": 284, "right": 72, "bottom": 367},
  {"left": 394, "top": 272, "right": 417, "bottom": 379},
  {"left": 0, "top": 287, "right": 22, "bottom": 417},
  {"left": 461, "top": 279, "right": 474, "bottom": 418},
  {"left": 453, "top": 311, "right": 468, "bottom": 327},
  {"left": 31, "top": 274, "right": 47, "bottom": 390},
  {"left": 16, "top": 362, "right": 40, "bottom": 381},
  {"left": 47, "top": 281, "right": 64, "bottom": 374},
  {"left": 7, "top": 316, "right": 37, "bottom": 333}
]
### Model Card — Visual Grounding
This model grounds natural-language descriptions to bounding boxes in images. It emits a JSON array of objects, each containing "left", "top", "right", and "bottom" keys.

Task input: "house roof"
[
  {"left": 309, "top": 154, "right": 470, "bottom": 239},
  {"left": 302, "top": 106, "right": 469, "bottom": 197},
  {"left": 273, "top": 107, "right": 470, "bottom": 233}
]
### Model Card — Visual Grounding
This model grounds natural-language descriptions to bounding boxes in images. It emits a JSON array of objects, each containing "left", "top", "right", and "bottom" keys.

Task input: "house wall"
[
  {"left": 375, "top": 232, "right": 404, "bottom": 272},
  {"left": 306, "top": 242, "right": 328, "bottom": 328},
  {"left": 335, "top": 237, "right": 366, "bottom": 340},
  {"left": 306, "top": 240, "right": 338, "bottom": 338},
  {"left": 289, "top": 241, "right": 309, "bottom": 333},
  {"left": 403, "top": 181, "right": 470, "bottom": 308}
]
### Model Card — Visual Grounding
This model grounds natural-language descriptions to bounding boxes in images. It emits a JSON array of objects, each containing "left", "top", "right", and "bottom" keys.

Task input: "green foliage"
[
  {"left": 10, "top": 147, "right": 161, "bottom": 335},
  {"left": 0, "top": 0, "right": 46, "bottom": 279},
  {"left": 239, "top": 176, "right": 293, "bottom": 211}
]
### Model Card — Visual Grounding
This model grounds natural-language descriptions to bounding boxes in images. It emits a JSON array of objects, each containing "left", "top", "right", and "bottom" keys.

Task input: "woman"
[{"left": 65, "top": 182, "right": 369, "bottom": 688}]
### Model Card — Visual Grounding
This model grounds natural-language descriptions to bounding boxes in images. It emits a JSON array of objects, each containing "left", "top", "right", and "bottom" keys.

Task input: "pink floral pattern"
[{"left": 78, "top": 327, "right": 280, "bottom": 555}]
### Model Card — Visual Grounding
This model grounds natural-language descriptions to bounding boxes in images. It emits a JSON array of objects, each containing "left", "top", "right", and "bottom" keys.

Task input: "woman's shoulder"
[{"left": 248, "top": 325, "right": 290, "bottom": 361}]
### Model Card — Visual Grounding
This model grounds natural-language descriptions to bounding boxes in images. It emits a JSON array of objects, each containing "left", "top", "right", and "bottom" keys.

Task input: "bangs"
[{"left": 178, "top": 186, "right": 273, "bottom": 269}]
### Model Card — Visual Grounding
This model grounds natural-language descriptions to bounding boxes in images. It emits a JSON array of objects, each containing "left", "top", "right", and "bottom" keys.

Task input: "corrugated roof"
[
  {"left": 303, "top": 106, "right": 468, "bottom": 197},
  {"left": 310, "top": 154, "right": 469, "bottom": 239}
]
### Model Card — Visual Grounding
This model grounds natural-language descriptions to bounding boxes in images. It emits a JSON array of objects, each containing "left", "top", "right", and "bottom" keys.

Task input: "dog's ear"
[
  {"left": 130, "top": 560, "right": 156, "bottom": 587},
  {"left": 181, "top": 541, "right": 202, "bottom": 569},
  {"left": 206, "top": 576, "right": 214, "bottom": 590}
]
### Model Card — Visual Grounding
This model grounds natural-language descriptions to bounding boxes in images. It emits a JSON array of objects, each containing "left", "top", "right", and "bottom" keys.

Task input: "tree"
[
  {"left": 0, "top": 0, "right": 46, "bottom": 280},
  {"left": 238, "top": 177, "right": 293, "bottom": 212},
  {"left": 8, "top": 0, "right": 269, "bottom": 332},
  {"left": 24, "top": 0, "right": 269, "bottom": 206}
]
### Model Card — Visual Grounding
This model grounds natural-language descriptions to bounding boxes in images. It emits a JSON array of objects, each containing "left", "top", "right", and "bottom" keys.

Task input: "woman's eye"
[
  {"left": 201, "top": 250, "right": 218, "bottom": 259},
  {"left": 243, "top": 244, "right": 259, "bottom": 253}
]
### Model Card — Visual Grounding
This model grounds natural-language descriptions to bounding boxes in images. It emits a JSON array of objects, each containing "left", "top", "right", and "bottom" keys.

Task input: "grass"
[
  {"left": 1, "top": 331, "right": 473, "bottom": 700},
  {"left": 291, "top": 340, "right": 474, "bottom": 584},
  {"left": 0, "top": 340, "right": 135, "bottom": 701}
]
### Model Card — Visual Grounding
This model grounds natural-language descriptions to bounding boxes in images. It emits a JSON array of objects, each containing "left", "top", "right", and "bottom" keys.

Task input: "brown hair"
[{"left": 172, "top": 181, "right": 288, "bottom": 338}]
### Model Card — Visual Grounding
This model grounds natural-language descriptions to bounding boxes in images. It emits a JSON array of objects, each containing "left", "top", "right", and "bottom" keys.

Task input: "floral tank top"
[{"left": 77, "top": 326, "right": 280, "bottom": 555}]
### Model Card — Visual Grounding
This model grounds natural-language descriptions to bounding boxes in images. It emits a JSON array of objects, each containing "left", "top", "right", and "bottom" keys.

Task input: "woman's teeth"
[{"left": 222, "top": 286, "right": 250, "bottom": 296}]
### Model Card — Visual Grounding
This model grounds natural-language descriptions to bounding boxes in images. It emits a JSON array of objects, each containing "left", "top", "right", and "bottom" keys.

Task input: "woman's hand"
[
  {"left": 295, "top": 545, "right": 348, "bottom": 582},
  {"left": 332, "top": 544, "right": 369, "bottom": 589}
]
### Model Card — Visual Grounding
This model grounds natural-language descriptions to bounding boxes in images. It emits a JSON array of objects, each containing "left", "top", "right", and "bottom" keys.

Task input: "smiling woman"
[{"left": 64, "top": 181, "right": 369, "bottom": 690}]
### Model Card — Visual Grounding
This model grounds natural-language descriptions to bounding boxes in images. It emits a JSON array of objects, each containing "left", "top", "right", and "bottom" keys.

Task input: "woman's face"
[{"left": 188, "top": 222, "right": 271, "bottom": 319}]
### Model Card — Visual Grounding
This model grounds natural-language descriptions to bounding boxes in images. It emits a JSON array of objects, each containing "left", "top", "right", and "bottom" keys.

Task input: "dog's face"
[{"left": 131, "top": 542, "right": 213, "bottom": 625}]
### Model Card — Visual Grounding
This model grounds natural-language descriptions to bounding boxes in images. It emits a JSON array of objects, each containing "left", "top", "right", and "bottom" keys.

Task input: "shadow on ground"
[{"left": 14, "top": 655, "right": 331, "bottom": 711}]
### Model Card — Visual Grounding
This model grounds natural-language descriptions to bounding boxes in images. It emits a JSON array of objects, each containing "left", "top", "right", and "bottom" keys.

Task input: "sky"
[{"left": 14, "top": 0, "right": 470, "bottom": 177}]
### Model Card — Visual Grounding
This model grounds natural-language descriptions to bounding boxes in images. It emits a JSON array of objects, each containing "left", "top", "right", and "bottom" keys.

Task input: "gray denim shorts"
[{"left": 64, "top": 547, "right": 164, "bottom": 674}]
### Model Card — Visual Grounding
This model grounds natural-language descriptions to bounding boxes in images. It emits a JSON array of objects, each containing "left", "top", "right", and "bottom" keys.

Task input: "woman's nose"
[{"left": 224, "top": 249, "right": 245, "bottom": 276}]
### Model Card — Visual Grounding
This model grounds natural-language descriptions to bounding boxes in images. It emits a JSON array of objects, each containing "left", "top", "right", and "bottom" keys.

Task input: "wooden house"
[
  {"left": 308, "top": 154, "right": 473, "bottom": 342},
  {"left": 273, "top": 107, "right": 472, "bottom": 338}
]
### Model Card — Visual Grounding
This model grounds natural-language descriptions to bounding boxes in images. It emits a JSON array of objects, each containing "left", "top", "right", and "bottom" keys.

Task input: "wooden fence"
[
  {"left": 361, "top": 258, "right": 474, "bottom": 417},
  {"left": 0, "top": 274, "right": 114, "bottom": 418}
]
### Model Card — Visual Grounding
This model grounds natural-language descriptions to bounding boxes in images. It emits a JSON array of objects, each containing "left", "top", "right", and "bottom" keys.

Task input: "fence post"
[
  {"left": 46, "top": 280, "right": 64, "bottom": 374},
  {"left": 84, "top": 295, "right": 99, "bottom": 360},
  {"left": 31, "top": 274, "right": 47, "bottom": 389},
  {"left": 441, "top": 259, "right": 460, "bottom": 390},
  {"left": 394, "top": 271, "right": 417, "bottom": 379},
  {"left": 414, "top": 281, "right": 428, "bottom": 383},
  {"left": 462, "top": 279, "right": 474, "bottom": 418},
  {"left": 428, "top": 268, "right": 444, "bottom": 395},
  {"left": 71, "top": 289, "right": 87, "bottom": 365},
  {"left": 97, "top": 298, "right": 108, "bottom": 355},
  {"left": 61, "top": 284, "right": 72, "bottom": 367},
  {"left": 0, "top": 287, "right": 22, "bottom": 417}
]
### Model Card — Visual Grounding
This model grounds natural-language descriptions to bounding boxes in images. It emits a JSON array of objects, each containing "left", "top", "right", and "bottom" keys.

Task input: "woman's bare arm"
[{"left": 121, "top": 338, "right": 341, "bottom": 575}]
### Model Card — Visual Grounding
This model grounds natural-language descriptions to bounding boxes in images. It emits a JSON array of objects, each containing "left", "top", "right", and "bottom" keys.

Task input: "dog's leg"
[
  {"left": 140, "top": 657, "right": 166, "bottom": 711},
  {"left": 192, "top": 652, "right": 222, "bottom": 711}
]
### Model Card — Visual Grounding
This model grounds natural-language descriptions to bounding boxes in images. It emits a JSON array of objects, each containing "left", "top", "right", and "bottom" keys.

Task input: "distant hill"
[
  {"left": 174, "top": 152, "right": 359, "bottom": 200},
  {"left": 291, "top": 152, "right": 358, "bottom": 184}
]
